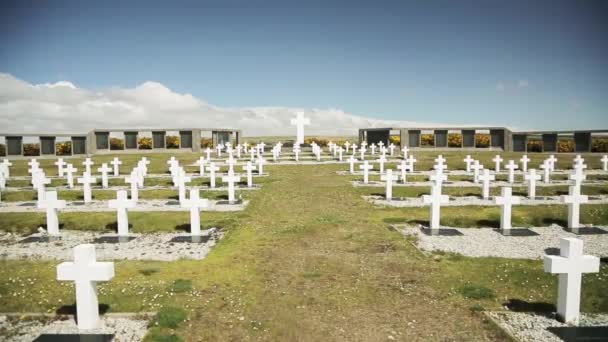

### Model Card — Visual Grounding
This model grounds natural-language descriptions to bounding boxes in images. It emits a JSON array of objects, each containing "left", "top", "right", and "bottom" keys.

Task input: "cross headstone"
[
  {"left": 429, "top": 169, "right": 447, "bottom": 188},
  {"left": 291, "top": 112, "right": 311, "bottom": 145},
  {"left": 540, "top": 160, "right": 551, "bottom": 184},
  {"left": 196, "top": 157, "right": 207, "bottom": 176},
  {"left": 370, "top": 143, "right": 377, "bottom": 155},
  {"left": 77, "top": 172, "right": 97, "bottom": 203},
  {"left": 601, "top": 155, "right": 608, "bottom": 171},
  {"left": 397, "top": 160, "right": 408, "bottom": 183},
  {"left": 216, "top": 144, "right": 223, "bottom": 157},
  {"left": 422, "top": 185, "right": 449, "bottom": 233},
  {"left": 388, "top": 143, "right": 396, "bottom": 156},
  {"left": 222, "top": 172, "right": 241, "bottom": 203},
  {"left": 471, "top": 160, "right": 483, "bottom": 183},
  {"left": 174, "top": 169, "right": 192, "bottom": 203},
  {"left": 337, "top": 147, "right": 343, "bottom": 161},
  {"left": 561, "top": 185, "right": 588, "bottom": 231},
  {"left": 505, "top": 160, "right": 518, "bottom": 184},
  {"left": 108, "top": 190, "right": 136, "bottom": 236},
  {"left": 57, "top": 244, "right": 115, "bottom": 330},
  {"left": 139, "top": 157, "right": 150, "bottom": 176},
  {"left": 377, "top": 155, "right": 387, "bottom": 174},
  {"left": 207, "top": 162, "right": 220, "bottom": 188},
  {"left": 225, "top": 156, "right": 237, "bottom": 174},
  {"left": 359, "top": 146, "right": 367, "bottom": 160},
  {"left": 293, "top": 145, "right": 301, "bottom": 162},
  {"left": 381, "top": 169, "right": 399, "bottom": 201},
  {"left": 110, "top": 157, "right": 122, "bottom": 176},
  {"left": 125, "top": 171, "right": 139, "bottom": 202},
  {"left": 82, "top": 158, "right": 94, "bottom": 174},
  {"left": 359, "top": 161, "right": 373, "bottom": 184},
  {"left": 348, "top": 155, "right": 357, "bottom": 174},
  {"left": 520, "top": 155, "right": 530, "bottom": 173},
  {"left": 463, "top": 155, "right": 474, "bottom": 173},
  {"left": 243, "top": 162, "right": 256, "bottom": 188},
  {"left": 406, "top": 155, "right": 417, "bottom": 172},
  {"left": 573, "top": 155, "right": 584, "bottom": 167},
  {"left": 494, "top": 187, "right": 520, "bottom": 233},
  {"left": 181, "top": 189, "right": 209, "bottom": 236},
  {"left": 28, "top": 159, "right": 40, "bottom": 175},
  {"left": 543, "top": 238, "right": 600, "bottom": 325},
  {"left": 524, "top": 169, "right": 541, "bottom": 198},
  {"left": 256, "top": 156, "right": 266, "bottom": 175},
  {"left": 204, "top": 147, "right": 212, "bottom": 160},
  {"left": 492, "top": 155, "right": 503, "bottom": 172},
  {"left": 65, "top": 164, "right": 77, "bottom": 189},
  {"left": 1, "top": 159, "right": 12, "bottom": 178},
  {"left": 38, "top": 190, "right": 66, "bottom": 236},
  {"left": 55, "top": 158, "right": 67, "bottom": 177},
  {"left": 547, "top": 154, "right": 558, "bottom": 172},
  {"left": 401, "top": 146, "right": 409, "bottom": 159},
  {"left": 352, "top": 144, "right": 358, "bottom": 155},
  {"left": 32, "top": 170, "right": 51, "bottom": 203},
  {"left": 344, "top": 141, "right": 351, "bottom": 153},
  {"left": 235, "top": 144, "right": 243, "bottom": 159},
  {"left": 569, "top": 164, "right": 586, "bottom": 195},
  {"left": 478, "top": 169, "right": 495, "bottom": 199},
  {"left": 97, "top": 163, "right": 112, "bottom": 189}
]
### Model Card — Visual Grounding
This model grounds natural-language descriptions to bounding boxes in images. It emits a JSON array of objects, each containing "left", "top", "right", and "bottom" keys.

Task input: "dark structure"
[{"left": 358, "top": 127, "right": 608, "bottom": 152}]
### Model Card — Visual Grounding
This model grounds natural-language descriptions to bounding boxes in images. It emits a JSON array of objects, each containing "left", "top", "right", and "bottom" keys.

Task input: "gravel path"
[
  {"left": 337, "top": 169, "right": 607, "bottom": 176},
  {"left": 395, "top": 225, "right": 608, "bottom": 259},
  {"left": 364, "top": 195, "right": 608, "bottom": 207},
  {"left": 486, "top": 311, "right": 608, "bottom": 342},
  {"left": 0, "top": 314, "right": 149, "bottom": 342},
  {"left": 0, "top": 199, "right": 248, "bottom": 212},
  {"left": 0, "top": 228, "right": 222, "bottom": 261},
  {"left": 2, "top": 184, "right": 262, "bottom": 192},
  {"left": 351, "top": 179, "right": 608, "bottom": 188}
]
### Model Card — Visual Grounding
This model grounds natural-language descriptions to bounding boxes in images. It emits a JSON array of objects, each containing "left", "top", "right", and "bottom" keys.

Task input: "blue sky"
[{"left": 1, "top": 0, "right": 607, "bottom": 130}]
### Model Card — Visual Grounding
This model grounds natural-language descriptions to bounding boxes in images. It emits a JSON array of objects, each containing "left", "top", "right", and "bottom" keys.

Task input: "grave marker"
[
  {"left": 397, "top": 160, "right": 408, "bottom": 183},
  {"left": 494, "top": 187, "right": 520, "bottom": 233},
  {"left": 108, "top": 190, "right": 136, "bottom": 236},
  {"left": 243, "top": 162, "right": 256, "bottom": 188},
  {"left": 82, "top": 158, "right": 94, "bottom": 174},
  {"left": 181, "top": 189, "right": 209, "bottom": 236},
  {"left": 77, "top": 172, "right": 97, "bottom": 203},
  {"left": 348, "top": 155, "right": 357, "bottom": 174},
  {"left": 195, "top": 157, "right": 207, "bottom": 176},
  {"left": 492, "top": 155, "right": 503, "bottom": 172},
  {"left": 38, "top": 190, "right": 66, "bottom": 236},
  {"left": 359, "top": 161, "right": 373, "bottom": 184},
  {"left": 601, "top": 155, "right": 608, "bottom": 171},
  {"left": 377, "top": 155, "right": 387, "bottom": 174},
  {"left": 520, "top": 155, "right": 530, "bottom": 173},
  {"left": 207, "top": 162, "right": 220, "bottom": 188},
  {"left": 381, "top": 169, "right": 399, "bottom": 201},
  {"left": 222, "top": 173, "right": 241, "bottom": 203},
  {"left": 65, "top": 164, "right": 77, "bottom": 189},
  {"left": 55, "top": 158, "right": 67, "bottom": 177},
  {"left": 97, "top": 163, "right": 112, "bottom": 189},
  {"left": 505, "top": 160, "right": 518, "bottom": 184},
  {"left": 524, "top": 169, "right": 541, "bottom": 198},
  {"left": 463, "top": 155, "right": 474, "bottom": 173},
  {"left": 125, "top": 171, "right": 139, "bottom": 202},
  {"left": 57, "top": 244, "right": 115, "bottom": 330},
  {"left": 422, "top": 185, "right": 449, "bottom": 233},
  {"left": 110, "top": 157, "right": 122, "bottom": 176},
  {"left": 561, "top": 186, "right": 588, "bottom": 231},
  {"left": 478, "top": 169, "right": 495, "bottom": 199}
]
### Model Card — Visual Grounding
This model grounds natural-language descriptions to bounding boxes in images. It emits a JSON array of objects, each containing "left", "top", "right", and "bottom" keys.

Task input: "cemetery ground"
[{"left": 1, "top": 151, "right": 607, "bottom": 341}]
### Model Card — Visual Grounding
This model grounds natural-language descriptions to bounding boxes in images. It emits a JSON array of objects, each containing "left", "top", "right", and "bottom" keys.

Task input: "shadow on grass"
[
  {"left": 57, "top": 303, "right": 110, "bottom": 317},
  {"left": 105, "top": 221, "right": 133, "bottom": 233},
  {"left": 475, "top": 219, "right": 500, "bottom": 228},
  {"left": 540, "top": 218, "right": 568, "bottom": 227},
  {"left": 503, "top": 299, "right": 556, "bottom": 313},
  {"left": 174, "top": 224, "right": 190, "bottom": 232}
]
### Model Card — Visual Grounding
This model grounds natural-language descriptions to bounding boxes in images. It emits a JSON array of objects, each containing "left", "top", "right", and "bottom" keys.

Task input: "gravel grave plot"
[
  {"left": 364, "top": 195, "right": 608, "bottom": 208},
  {"left": 2, "top": 184, "right": 262, "bottom": 192},
  {"left": 486, "top": 311, "right": 608, "bottom": 342},
  {"left": 0, "top": 228, "right": 222, "bottom": 261},
  {"left": 337, "top": 169, "right": 607, "bottom": 176},
  {"left": 9, "top": 172, "right": 270, "bottom": 181},
  {"left": 0, "top": 314, "right": 149, "bottom": 342},
  {"left": 351, "top": 180, "right": 608, "bottom": 188},
  {"left": 394, "top": 225, "right": 608, "bottom": 259},
  {"left": 0, "top": 199, "right": 249, "bottom": 213}
]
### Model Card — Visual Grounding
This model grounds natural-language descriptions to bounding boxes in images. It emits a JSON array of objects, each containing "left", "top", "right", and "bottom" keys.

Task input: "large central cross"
[{"left": 290, "top": 112, "right": 310, "bottom": 145}]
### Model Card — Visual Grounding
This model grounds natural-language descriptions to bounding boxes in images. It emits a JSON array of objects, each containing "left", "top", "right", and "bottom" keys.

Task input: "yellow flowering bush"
[
  {"left": 475, "top": 134, "right": 490, "bottom": 148},
  {"left": 56, "top": 142, "right": 72, "bottom": 156},
  {"left": 448, "top": 134, "right": 462, "bottom": 147},
  {"left": 166, "top": 136, "right": 180, "bottom": 149}
]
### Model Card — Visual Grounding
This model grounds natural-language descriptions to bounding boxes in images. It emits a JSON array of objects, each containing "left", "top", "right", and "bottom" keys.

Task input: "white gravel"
[
  {"left": 0, "top": 199, "right": 248, "bottom": 212},
  {"left": 395, "top": 225, "right": 608, "bottom": 259},
  {"left": 2, "top": 184, "right": 262, "bottom": 192},
  {"left": 337, "top": 169, "right": 607, "bottom": 176},
  {"left": 364, "top": 195, "right": 608, "bottom": 207},
  {"left": 0, "top": 228, "right": 223, "bottom": 261},
  {"left": 351, "top": 179, "right": 607, "bottom": 188},
  {"left": 486, "top": 311, "right": 608, "bottom": 342},
  {"left": 0, "top": 314, "right": 149, "bottom": 342}
]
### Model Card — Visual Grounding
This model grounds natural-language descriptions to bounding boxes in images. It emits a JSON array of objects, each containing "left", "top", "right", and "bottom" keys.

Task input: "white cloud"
[
  {"left": 496, "top": 82, "right": 505, "bottom": 91},
  {"left": 0, "top": 73, "right": 454, "bottom": 136},
  {"left": 517, "top": 79, "right": 529, "bottom": 88}
]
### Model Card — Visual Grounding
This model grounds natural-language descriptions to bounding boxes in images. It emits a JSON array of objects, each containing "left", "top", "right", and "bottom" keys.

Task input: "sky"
[{"left": 1, "top": 0, "right": 607, "bottom": 134}]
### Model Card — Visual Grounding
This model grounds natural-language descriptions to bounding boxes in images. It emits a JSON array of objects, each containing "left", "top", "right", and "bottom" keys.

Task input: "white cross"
[
  {"left": 135, "top": 164, "right": 145, "bottom": 188},
  {"left": 401, "top": 146, "right": 409, "bottom": 159},
  {"left": 569, "top": 165, "right": 587, "bottom": 194},
  {"left": 37, "top": 190, "right": 66, "bottom": 236},
  {"left": 235, "top": 145, "right": 243, "bottom": 159},
  {"left": 573, "top": 155, "right": 584, "bottom": 168},
  {"left": 422, "top": 185, "right": 449, "bottom": 230},
  {"left": 478, "top": 169, "right": 495, "bottom": 200},
  {"left": 243, "top": 162, "right": 256, "bottom": 188},
  {"left": 33, "top": 170, "right": 51, "bottom": 203},
  {"left": 492, "top": 155, "right": 503, "bottom": 172},
  {"left": 359, "top": 146, "right": 367, "bottom": 160},
  {"left": 540, "top": 160, "right": 551, "bottom": 184},
  {"left": 429, "top": 169, "right": 447, "bottom": 188},
  {"left": 55, "top": 158, "right": 67, "bottom": 177},
  {"left": 471, "top": 160, "right": 484, "bottom": 183},
  {"left": 195, "top": 157, "right": 207, "bottom": 176},
  {"left": 110, "top": 157, "right": 122, "bottom": 176},
  {"left": 381, "top": 169, "right": 399, "bottom": 201},
  {"left": 463, "top": 155, "right": 474, "bottom": 173},
  {"left": 180, "top": 189, "right": 209, "bottom": 236},
  {"left": 406, "top": 155, "right": 417, "bottom": 172},
  {"left": 434, "top": 155, "right": 446, "bottom": 165},
  {"left": 601, "top": 155, "right": 608, "bottom": 171},
  {"left": 139, "top": 157, "right": 150, "bottom": 176},
  {"left": 397, "top": 160, "right": 408, "bottom": 183},
  {"left": 524, "top": 169, "right": 541, "bottom": 198},
  {"left": 505, "top": 160, "right": 518, "bottom": 184},
  {"left": 207, "top": 162, "right": 220, "bottom": 188},
  {"left": 494, "top": 187, "right": 520, "bottom": 231},
  {"left": 293, "top": 145, "right": 301, "bottom": 162},
  {"left": 77, "top": 172, "right": 97, "bottom": 203},
  {"left": 242, "top": 142, "right": 249, "bottom": 154},
  {"left": 370, "top": 144, "right": 377, "bottom": 155},
  {"left": 348, "top": 155, "right": 357, "bottom": 174},
  {"left": 82, "top": 158, "right": 94, "bottom": 174},
  {"left": 249, "top": 148, "right": 256, "bottom": 161},
  {"left": 520, "top": 154, "right": 530, "bottom": 173},
  {"left": 216, "top": 144, "right": 223, "bottom": 157},
  {"left": 57, "top": 244, "right": 115, "bottom": 330},
  {"left": 352, "top": 144, "right": 358, "bottom": 155},
  {"left": 256, "top": 156, "right": 266, "bottom": 175},
  {"left": 291, "top": 111, "right": 310, "bottom": 145},
  {"left": 97, "top": 163, "right": 112, "bottom": 189},
  {"left": 174, "top": 169, "right": 191, "bottom": 203},
  {"left": 125, "top": 171, "right": 139, "bottom": 202},
  {"left": 547, "top": 154, "right": 558, "bottom": 172},
  {"left": 204, "top": 147, "right": 212, "bottom": 160},
  {"left": 561, "top": 185, "right": 588, "bottom": 229},
  {"left": 359, "top": 161, "right": 373, "bottom": 184},
  {"left": 108, "top": 190, "right": 136, "bottom": 236},
  {"left": 337, "top": 147, "right": 343, "bottom": 161},
  {"left": 0, "top": 170, "right": 5, "bottom": 190},
  {"left": 225, "top": 156, "right": 237, "bottom": 174},
  {"left": 344, "top": 141, "right": 351, "bottom": 153},
  {"left": 544, "top": 238, "right": 600, "bottom": 325},
  {"left": 377, "top": 155, "right": 387, "bottom": 174},
  {"left": 378, "top": 141, "right": 385, "bottom": 148},
  {"left": 65, "top": 164, "right": 77, "bottom": 189},
  {"left": 28, "top": 159, "right": 40, "bottom": 176},
  {"left": 1, "top": 159, "right": 12, "bottom": 178},
  {"left": 389, "top": 143, "right": 396, "bottom": 156},
  {"left": 222, "top": 173, "right": 241, "bottom": 203},
  {"left": 360, "top": 141, "right": 367, "bottom": 149}
]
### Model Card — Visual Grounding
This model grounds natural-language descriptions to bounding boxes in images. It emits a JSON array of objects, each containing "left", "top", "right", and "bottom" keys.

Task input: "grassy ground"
[{"left": 1, "top": 151, "right": 607, "bottom": 341}]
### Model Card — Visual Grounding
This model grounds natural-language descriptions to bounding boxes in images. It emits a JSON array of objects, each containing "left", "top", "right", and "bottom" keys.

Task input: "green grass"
[{"left": 1, "top": 151, "right": 606, "bottom": 341}]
